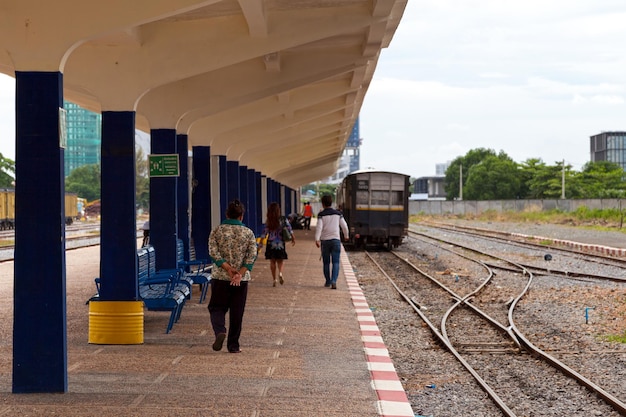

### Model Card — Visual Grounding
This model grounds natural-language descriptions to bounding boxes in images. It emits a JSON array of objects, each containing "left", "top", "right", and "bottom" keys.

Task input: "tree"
[
  {"left": 300, "top": 182, "right": 338, "bottom": 201},
  {"left": 444, "top": 148, "right": 498, "bottom": 200},
  {"left": 464, "top": 155, "right": 521, "bottom": 200},
  {"left": 524, "top": 161, "right": 576, "bottom": 199},
  {"left": 65, "top": 164, "right": 101, "bottom": 201},
  {"left": 136, "top": 146, "right": 149, "bottom": 211},
  {"left": 518, "top": 158, "right": 546, "bottom": 199},
  {"left": 0, "top": 153, "right": 15, "bottom": 188},
  {"left": 318, "top": 183, "right": 337, "bottom": 198},
  {"left": 575, "top": 161, "right": 626, "bottom": 198},
  {"left": 408, "top": 177, "right": 416, "bottom": 194}
]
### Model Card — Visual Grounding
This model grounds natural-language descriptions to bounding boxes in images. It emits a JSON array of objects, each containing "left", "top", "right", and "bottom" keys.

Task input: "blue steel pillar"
[
  {"left": 191, "top": 146, "right": 211, "bottom": 261},
  {"left": 285, "top": 187, "right": 293, "bottom": 216},
  {"left": 268, "top": 178, "right": 276, "bottom": 205},
  {"left": 272, "top": 179, "right": 277, "bottom": 204},
  {"left": 260, "top": 173, "right": 267, "bottom": 231},
  {"left": 176, "top": 134, "right": 190, "bottom": 263},
  {"left": 218, "top": 155, "right": 228, "bottom": 222},
  {"left": 238, "top": 165, "right": 248, "bottom": 222},
  {"left": 99, "top": 111, "right": 138, "bottom": 301},
  {"left": 227, "top": 160, "right": 240, "bottom": 203},
  {"left": 13, "top": 71, "right": 67, "bottom": 393},
  {"left": 255, "top": 171, "right": 262, "bottom": 234},
  {"left": 246, "top": 168, "right": 258, "bottom": 234},
  {"left": 150, "top": 129, "right": 178, "bottom": 270},
  {"left": 266, "top": 178, "right": 273, "bottom": 204}
]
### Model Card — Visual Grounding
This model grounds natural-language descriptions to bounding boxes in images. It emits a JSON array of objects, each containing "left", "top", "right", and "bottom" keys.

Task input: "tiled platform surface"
[{"left": 0, "top": 227, "right": 413, "bottom": 417}]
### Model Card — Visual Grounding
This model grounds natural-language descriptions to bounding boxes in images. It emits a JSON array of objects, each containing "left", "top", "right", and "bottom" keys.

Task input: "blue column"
[
  {"left": 246, "top": 168, "right": 258, "bottom": 234},
  {"left": 13, "top": 71, "right": 67, "bottom": 393},
  {"left": 227, "top": 160, "right": 240, "bottom": 204},
  {"left": 266, "top": 178, "right": 273, "bottom": 204},
  {"left": 268, "top": 178, "right": 276, "bottom": 204},
  {"left": 177, "top": 134, "right": 190, "bottom": 263},
  {"left": 285, "top": 187, "right": 292, "bottom": 215},
  {"left": 239, "top": 165, "right": 248, "bottom": 207},
  {"left": 99, "top": 111, "right": 138, "bottom": 301},
  {"left": 256, "top": 172, "right": 263, "bottom": 233},
  {"left": 218, "top": 155, "right": 228, "bottom": 222},
  {"left": 191, "top": 146, "right": 211, "bottom": 261},
  {"left": 150, "top": 129, "right": 178, "bottom": 270},
  {"left": 238, "top": 165, "right": 248, "bottom": 223}
]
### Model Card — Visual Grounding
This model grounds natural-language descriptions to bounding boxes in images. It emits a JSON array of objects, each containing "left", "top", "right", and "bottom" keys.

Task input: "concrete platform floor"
[{"left": 0, "top": 228, "right": 385, "bottom": 416}]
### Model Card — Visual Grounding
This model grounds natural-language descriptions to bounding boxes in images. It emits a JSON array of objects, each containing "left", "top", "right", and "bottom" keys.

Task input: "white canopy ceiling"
[{"left": 0, "top": 0, "right": 407, "bottom": 188}]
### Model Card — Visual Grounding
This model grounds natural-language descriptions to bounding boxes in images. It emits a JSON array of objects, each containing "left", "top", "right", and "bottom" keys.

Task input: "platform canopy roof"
[{"left": 0, "top": 0, "right": 407, "bottom": 188}]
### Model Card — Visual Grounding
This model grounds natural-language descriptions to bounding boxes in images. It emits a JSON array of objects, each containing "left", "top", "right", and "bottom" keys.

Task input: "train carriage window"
[
  {"left": 371, "top": 191, "right": 389, "bottom": 206},
  {"left": 391, "top": 191, "right": 404, "bottom": 205},
  {"left": 356, "top": 191, "right": 369, "bottom": 205}
]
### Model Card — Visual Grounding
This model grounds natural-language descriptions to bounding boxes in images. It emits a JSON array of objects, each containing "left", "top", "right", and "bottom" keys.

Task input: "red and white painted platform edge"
[
  {"left": 341, "top": 251, "right": 415, "bottom": 417},
  {"left": 510, "top": 232, "right": 626, "bottom": 257}
]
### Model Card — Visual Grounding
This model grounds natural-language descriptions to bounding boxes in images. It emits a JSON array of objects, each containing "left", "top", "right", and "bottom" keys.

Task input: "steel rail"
[
  {"left": 416, "top": 221, "right": 626, "bottom": 275},
  {"left": 407, "top": 228, "right": 626, "bottom": 415},
  {"left": 364, "top": 250, "right": 518, "bottom": 417}
]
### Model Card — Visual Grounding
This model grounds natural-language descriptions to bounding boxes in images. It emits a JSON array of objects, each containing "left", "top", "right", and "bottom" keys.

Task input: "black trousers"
[{"left": 208, "top": 279, "right": 248, "bottom": 352}]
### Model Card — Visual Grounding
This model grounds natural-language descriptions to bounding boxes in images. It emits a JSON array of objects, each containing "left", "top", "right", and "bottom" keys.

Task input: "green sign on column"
[{"left": 149, "top": 154, "right": 180, "bottom": 177}]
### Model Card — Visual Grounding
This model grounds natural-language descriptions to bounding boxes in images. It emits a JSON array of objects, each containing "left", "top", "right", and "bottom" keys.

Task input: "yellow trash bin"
[{"left": 88, "top": 300, "right": 144, "bottom": 344}]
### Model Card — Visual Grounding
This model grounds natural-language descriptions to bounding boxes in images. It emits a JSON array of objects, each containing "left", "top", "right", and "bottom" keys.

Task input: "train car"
[
  {"left": 336, "top": 170, "right": 410, "bottom": 250},
  {"left": 65, "top": 193, "right": 78, "bottom": 225},
  {"left": 0, "top": 189, "right": 15, "bottom": 230},
  {"left": 0, "top": 189, "right": 79, "bottom": 228}
]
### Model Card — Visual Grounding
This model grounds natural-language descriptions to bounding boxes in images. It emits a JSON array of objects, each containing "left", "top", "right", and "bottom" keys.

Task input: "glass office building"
[
  {"left": 590, "top": 131, "right": 626, "bottom": 171},
  {"left": 63, "top": 101, "right": 101, "bottom": 177}
]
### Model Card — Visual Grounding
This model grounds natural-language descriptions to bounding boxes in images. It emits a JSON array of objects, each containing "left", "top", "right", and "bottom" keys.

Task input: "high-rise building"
[
  {"left": 64, "top": 101, "right": 101, "bottom": 177},
  {"left": 325, "top": 117, "right": 362, "bottom": 183},
  {"left": 345, "top": 117, "right": 361, "bottom": 174},
  {"left": 590, "top": 131, "right": 626, "bottom": 171},
  {"left": 435, "top": 161, "right": 451, "bottom": 176}
]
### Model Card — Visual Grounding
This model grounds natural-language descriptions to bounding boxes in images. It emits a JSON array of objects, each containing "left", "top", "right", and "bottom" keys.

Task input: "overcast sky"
[
  {"left": 1, "top": 2, "right": 626, "bottom": 180},
  {"left": 359, "top": 0, "right": 626, "bottom": 178}
]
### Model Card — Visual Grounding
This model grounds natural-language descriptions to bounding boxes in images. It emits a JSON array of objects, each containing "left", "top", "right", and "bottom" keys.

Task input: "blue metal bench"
[
  {"left": 88, "top": 246, "right": 189, "bottom": 333},
  {"left": 138, "top": 247, "right": 187, "bottom": 334},
  {"left": 174, "top": 239, "right": 211, "bottom": 303},
  {"left": 186, "top": 241, "right": 212, "bottom": 304},
  {"left": 145, "top": 244, "right": 192, "bottom": 298},
  {"left": 155, "top": 239, "right": 211, "bottom": 303}
]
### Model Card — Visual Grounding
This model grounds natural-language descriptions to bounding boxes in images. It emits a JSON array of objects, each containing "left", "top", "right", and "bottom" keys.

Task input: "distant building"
[
  {"left": 590, "top": 131, "right": 626, "bottom": 171},
  {"left": 325, "top": 117, "right": 362, "bottom": 184},
  {"left": 64, "top": 101, "right": 101, "bottom": 177},
  {"left": 413, "top": 176, "right": 446, "bottom": 200},
  {"left": 435, "top": 161, "right": 451, "bottom": 176},
  {"left": 345, "top": 116, "right": 361, "bottom": 174}
]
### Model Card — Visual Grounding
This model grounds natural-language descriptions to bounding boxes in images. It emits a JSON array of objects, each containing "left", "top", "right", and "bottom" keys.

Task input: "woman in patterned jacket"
[{"left": 208, "top": 199, "right": 258, "bottom": 353}]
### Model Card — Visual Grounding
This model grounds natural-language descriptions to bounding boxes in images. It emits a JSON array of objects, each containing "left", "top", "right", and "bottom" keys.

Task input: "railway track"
[
  {"left": 416, "top": 221, "right": 626, "bottom": 281},
  {"left": 349, "top": 227, "right": 626, "bottom": 416},
  {"left": 410, "top": 223, "right": 626, "bottom": 283},
  {"left": 0, "top": 222, "right": 144, "bottom": 262}
]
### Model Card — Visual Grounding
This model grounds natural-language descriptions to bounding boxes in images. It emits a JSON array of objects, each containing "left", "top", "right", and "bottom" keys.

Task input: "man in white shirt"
[{"left": 314, "top": 195, "right": 349, "bottom": 289}]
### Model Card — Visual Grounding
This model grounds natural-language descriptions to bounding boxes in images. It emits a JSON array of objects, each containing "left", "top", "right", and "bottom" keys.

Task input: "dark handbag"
[{"left": 281, "top": 218, "right": 292, "bottom": 241}]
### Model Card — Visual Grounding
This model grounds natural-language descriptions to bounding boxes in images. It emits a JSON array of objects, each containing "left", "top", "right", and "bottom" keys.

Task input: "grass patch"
[
  {"left": 604, "top": 333, "right": 626, "bottom": 344},
  {"left": 411, "top": 207, "right": 626, "bottom": 232}
]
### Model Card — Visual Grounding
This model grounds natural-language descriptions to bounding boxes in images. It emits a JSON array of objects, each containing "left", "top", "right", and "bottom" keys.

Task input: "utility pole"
[
  {"left": 561, "top": 159, "right": 565, "bottom": 199},
  {"left": 459, "top": 164, "right": 463, "bottom": 200}
]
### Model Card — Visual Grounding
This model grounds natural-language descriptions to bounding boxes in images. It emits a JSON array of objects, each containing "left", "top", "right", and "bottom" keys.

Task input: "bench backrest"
[
  {"left": 175, "top": 239, "right": 185, "bottom": 265},
  {"left": 137, "top": 247, "right": 149, "bottom": 285},
  {"left": 146, "top": 245, "right": 157, "bottom": 278}
]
